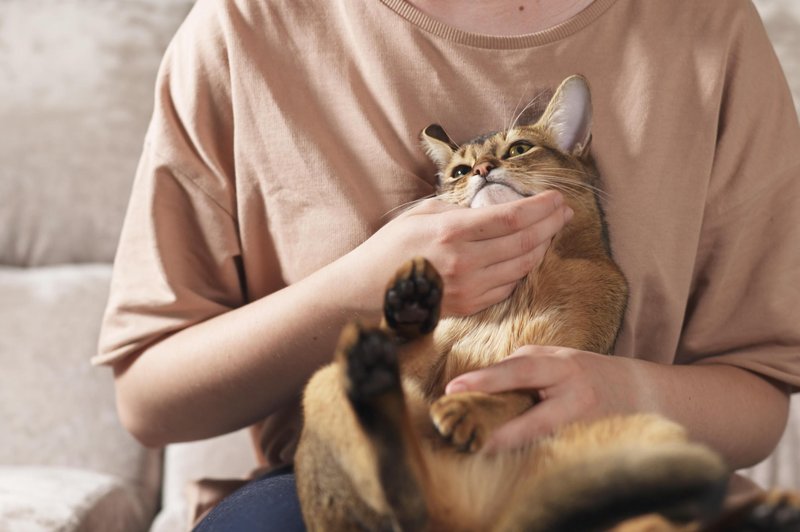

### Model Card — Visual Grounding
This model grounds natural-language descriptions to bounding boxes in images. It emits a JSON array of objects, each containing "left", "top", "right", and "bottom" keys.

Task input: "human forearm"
[
  {"left": 633, "top": 360, "right": 790, "bottom": 470},
  {"left": 112, "top": 256, "right": 378, "bottom": 447}
]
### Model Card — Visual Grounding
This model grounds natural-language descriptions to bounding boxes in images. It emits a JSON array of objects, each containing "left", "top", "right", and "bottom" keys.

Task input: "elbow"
[
  {"left": 115, "top": 393, "right": 170, "bottom": 449},
  {"left": 761, "top": 382, "right": 791, "bottom": 455},
  {"left": 738, "top": 380, "right": 791, "bottom": 469},
  {"left": 112, "top": 358, "right": 171, "bottom": 449}
]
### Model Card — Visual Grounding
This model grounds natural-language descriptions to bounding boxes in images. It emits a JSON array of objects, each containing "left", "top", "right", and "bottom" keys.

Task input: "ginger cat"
[{"left": 295, "top": 76, "right": 799, "bottom": 531}]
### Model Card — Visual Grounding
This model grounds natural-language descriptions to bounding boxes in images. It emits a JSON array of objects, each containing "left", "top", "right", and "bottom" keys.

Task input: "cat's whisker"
[
  {"left": 531, "top": 171, "right": 614, "bottom": 202},
  {"left": 509, "top": 92, "right": 544, "bottom": 131},
  {"left": 504, "top": 89, "right": 530, "bottom": 133},
  {"left": 564, "top": 181, "right": 613, "bottom": 202},
  {"left": 535, "top": 173, "right": 606, "bottom": 194},
  {"left": 436, "top": 190, "right": 463, "bottom": 205},
  {"left": 534, "top": 165, "right": 595, "bottom": 179},
  {"left": 532, "top": 175, "right": 613, "bottom": 203},
  {"left": 534, "top": 181, "right": 584, "bottom": 202},
  {"left": 382, "top": 193, "right": 436, "bottom": 219}
]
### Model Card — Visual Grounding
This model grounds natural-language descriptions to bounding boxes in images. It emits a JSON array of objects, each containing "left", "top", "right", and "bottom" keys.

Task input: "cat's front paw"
[
  {"left": 430, "top": 393, "right": 492, "bottom": 453},
  {"left": 430, "top": 392, "right": 535, "bottom": 453},
  {"left": 383, "top": 257, "right": 443, "bottom": 340}
]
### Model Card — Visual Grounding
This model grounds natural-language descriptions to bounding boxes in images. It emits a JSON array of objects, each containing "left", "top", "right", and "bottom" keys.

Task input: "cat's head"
[{"left": 421, "top": 75, "right": 594, "bottom": 208}]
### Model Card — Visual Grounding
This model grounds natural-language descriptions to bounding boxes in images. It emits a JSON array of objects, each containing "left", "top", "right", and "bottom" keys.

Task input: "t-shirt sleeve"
[
  {"left": 676, "top": 2, "right": 800, "bottom": 392},
  {"left": 93, "top": 0, "right": 244, "bottom": 366}
]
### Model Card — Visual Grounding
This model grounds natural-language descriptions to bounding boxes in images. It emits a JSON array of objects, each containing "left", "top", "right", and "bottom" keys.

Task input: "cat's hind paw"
[
  {"left": 709, "top": 490, "right": 800, "bottom": 532},
  {"left": 383, "top": 257, "right": 442, "bottom": 340},
  {"left": 740, "top": 491, "right": 800, "bottom": 531},
  {"left": 338, "top": 322, "right": 401, "bottom": 403}
]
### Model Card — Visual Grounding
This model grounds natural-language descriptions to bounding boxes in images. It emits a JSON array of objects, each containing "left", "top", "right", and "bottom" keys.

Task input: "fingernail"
[
  {"left": 552, "top": 192, "right": 564, "bottom": 208},
  {"left": 564, "top": 207, "right": 574, "bottom": 222}
]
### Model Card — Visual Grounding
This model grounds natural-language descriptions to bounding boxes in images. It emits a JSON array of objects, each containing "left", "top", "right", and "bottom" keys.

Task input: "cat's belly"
[
  {"left": 470, "top": 183, "right": 526, "bottom": 208},
  {"left": 432, "top": 314, "right": 522, "bottom": 386}
]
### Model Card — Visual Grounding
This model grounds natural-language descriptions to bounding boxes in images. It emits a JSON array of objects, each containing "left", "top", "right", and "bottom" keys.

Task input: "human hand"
[
  {"left": 444, "top": 346, "right": 649, "bottom": 452},
  {"left": 343, "top": 190, "right": 573, "bottom": 317}
]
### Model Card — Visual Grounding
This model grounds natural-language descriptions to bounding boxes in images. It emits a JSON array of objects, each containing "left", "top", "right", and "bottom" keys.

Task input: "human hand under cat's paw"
[
  {"left": 444, "top": 346, "right": 651, "bottom": 452},
  {"left": 342, "top": 190, "right": 573, "bottom": 318}
]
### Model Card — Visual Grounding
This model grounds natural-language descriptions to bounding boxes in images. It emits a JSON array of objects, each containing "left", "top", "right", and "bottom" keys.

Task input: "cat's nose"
[{"left": 473, "top": 161, "right": 495, "bottom": 178}]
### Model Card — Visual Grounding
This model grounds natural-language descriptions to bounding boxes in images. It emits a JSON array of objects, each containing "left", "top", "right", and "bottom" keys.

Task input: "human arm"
[
  {"left": 108, "top": 188, "right": 572, "bottom": 447},
  {"left": 446, "top": 349, "right": 789, "bottom": 469}
]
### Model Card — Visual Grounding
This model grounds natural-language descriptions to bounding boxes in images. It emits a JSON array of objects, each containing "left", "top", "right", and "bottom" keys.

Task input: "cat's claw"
[{"left": 384, "top": 257, "right": 443, "bottom": 340}]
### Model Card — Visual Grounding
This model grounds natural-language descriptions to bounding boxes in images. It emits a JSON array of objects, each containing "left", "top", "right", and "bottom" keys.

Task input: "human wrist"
[
  {"left": 310, "top": 248, "right": 385, "bottom": 322},
  {"left": 621, "top": 357, "right": 666, "bottom": 415}
]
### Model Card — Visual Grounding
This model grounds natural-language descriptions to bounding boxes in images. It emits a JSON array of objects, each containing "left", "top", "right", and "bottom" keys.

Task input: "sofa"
[{"left": 0, "top": 1, "right": 798, "bottom": 530}]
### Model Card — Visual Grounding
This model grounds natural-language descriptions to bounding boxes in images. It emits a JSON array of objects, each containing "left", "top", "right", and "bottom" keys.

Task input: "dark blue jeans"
[{"left": 194, "top": 466, "right": 306, "bottom": 531}]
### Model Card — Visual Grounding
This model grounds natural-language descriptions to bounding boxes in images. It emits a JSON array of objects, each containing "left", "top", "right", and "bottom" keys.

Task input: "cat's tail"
[{"left": 496, "top": 440, "right": 728, "bottom": 532}]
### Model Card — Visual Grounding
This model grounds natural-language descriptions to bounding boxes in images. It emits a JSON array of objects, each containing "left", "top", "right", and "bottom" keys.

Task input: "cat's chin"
[{"left": 469, "top": 184, "right": 526, "bottom": 208}]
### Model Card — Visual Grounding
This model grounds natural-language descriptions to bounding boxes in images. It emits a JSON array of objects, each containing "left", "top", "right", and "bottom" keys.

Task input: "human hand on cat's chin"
[
  {"left": 444, "top": 346, "right": 650, "bottom": 453},
  {"left": 344, "top": 190, "right": 573, "bottom": 318}
]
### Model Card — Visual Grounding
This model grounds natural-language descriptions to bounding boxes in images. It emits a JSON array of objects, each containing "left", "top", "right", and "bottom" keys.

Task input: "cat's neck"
[{"left": 405, "top": 0, "right": 596, "bottom": 36}]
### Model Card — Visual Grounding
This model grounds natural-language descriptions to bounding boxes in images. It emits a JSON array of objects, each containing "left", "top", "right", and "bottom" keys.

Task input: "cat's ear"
[
  {"left": 420, "top": 124, "right": 458, "bottom": 169},
  {"left": 538, "top": 75, "right": 593, "bottom": 157}
]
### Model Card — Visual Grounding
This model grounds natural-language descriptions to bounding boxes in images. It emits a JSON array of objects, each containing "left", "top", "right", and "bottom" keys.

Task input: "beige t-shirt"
[{"left": 96, "top": 0, "right": 800, "bottom": 466}]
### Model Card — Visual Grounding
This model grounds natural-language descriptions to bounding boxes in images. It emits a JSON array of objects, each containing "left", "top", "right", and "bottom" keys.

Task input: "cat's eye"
[
  {"left": 505, "top": 142, "right": 534, "bottom": 158},
  {"left": 450, "top": 165, "right": 472, "bottom": 179}
]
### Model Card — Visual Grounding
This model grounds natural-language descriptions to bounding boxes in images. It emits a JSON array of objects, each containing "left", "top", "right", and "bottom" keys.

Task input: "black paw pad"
[
  {"left": 384, "top": 260, "right": 442, "bottom": 336},
  {"left": 746, "top": 497, "right": 800, "bottom": 531},
  {"left": 345, "top": 329, "right": 400, "bottom": 401}
]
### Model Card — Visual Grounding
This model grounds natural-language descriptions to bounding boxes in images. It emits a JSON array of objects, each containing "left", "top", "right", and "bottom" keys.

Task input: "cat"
[{"left": 294, "top": 75, "right": 797, "bottom": 532}]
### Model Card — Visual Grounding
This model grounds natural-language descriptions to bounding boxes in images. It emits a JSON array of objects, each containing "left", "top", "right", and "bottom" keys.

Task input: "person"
[{"left": 94, "top": 0, "right": 800, "bottom": 529}]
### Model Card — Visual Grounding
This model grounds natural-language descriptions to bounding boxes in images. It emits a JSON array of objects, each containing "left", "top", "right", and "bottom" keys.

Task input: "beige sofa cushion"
[
  {"left": 0, "top": 0, "right": 193, "bottom": 267},
  {"left": 0, "top": 265, "right": 160, "bottom": 523},
  {"left": 0, "top": 466, "right": 149, "bottom": 532}
]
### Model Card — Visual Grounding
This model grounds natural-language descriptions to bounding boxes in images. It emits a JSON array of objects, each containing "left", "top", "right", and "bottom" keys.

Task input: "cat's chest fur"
[{"left": 430, "top": 265, "right": 560, "bottom": 387}]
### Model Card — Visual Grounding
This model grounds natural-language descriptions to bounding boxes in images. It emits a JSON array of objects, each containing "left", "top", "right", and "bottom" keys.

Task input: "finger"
[
  {"left": 445, "top": 348, "right": 570, "bottom": 394},
  {"left": 465, "top": 246, "right": 546, "bottom": 299},
  {"left": 483, "top": 397, "right": 575, "bottom": 452},
  {"left": 447, "top": 190, "right": 564, "bottom": 241},
  {"left": 444, "top": 280, "right": 517, "bottom": 317},
  {"left": 467, "top": 202, "right": 570, "bottom": 269}
]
